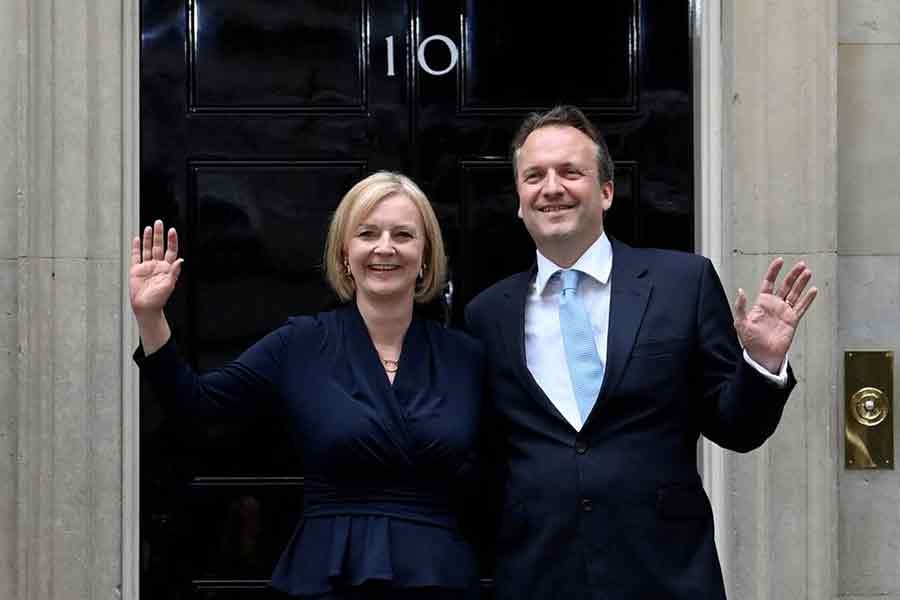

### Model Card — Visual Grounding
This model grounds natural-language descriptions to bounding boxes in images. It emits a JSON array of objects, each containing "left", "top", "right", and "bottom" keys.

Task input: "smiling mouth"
[
  {"left": 539, "top": 205, "right": 575, "bottom": 213},
  {"left": 368, "top": 264, "right": 400, "bottom": 271}
]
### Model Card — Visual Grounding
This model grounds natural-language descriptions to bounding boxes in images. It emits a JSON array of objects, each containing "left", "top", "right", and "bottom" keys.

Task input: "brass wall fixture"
[{"left": 845, "top": 350, "right": 894, "bottom": 469}]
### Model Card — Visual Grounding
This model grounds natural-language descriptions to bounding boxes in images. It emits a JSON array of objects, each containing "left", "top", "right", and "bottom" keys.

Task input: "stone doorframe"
[{"left": 122, "top": 0, "right": 140, "bottom": 597}]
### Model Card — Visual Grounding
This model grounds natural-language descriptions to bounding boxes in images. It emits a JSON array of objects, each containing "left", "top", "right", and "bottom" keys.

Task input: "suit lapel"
[
  {"left": 499, "top": 267, "right": 573, "bottom": 429},
  {"left": 584, "top": 239, "right": 652, "bottom": 428}
]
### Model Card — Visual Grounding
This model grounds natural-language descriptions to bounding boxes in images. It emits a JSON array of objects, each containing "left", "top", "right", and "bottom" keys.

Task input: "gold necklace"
[{"left": 379, "top": 355, "right": 399, "bottom": 373}]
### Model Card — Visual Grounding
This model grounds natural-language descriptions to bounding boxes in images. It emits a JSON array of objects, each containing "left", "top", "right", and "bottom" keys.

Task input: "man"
[{"left": 465, "top": 106, "right": 816, "bottom": 599}]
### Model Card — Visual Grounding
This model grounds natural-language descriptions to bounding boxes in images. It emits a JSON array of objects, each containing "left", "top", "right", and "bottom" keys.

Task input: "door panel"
[
  {"left": 457, "top": 1, "right": 636, "bottom": 112},
  {"left": 189, "top": 0, "right": 367, "bottom": 111},
  {"left": 140, "top": 1, "right": 692, "bottom": 597},
  {"left": 189, "top": 161, "right": 365, "bottom": 363}
]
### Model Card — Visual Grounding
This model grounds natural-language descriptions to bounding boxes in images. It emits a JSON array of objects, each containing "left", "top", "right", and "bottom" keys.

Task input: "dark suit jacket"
[{"left": 465, "top": 238, "right": 795, "bottom": 600}]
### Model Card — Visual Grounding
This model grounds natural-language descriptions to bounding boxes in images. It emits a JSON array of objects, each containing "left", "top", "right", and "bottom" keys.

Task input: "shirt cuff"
[{"left": 743, "top": 349, "right": 789, "bottom": 387}]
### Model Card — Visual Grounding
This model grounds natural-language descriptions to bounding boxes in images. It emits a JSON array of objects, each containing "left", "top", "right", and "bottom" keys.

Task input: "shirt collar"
[{"left": 534, "top": 232, "right": 613, "bottom": 294}]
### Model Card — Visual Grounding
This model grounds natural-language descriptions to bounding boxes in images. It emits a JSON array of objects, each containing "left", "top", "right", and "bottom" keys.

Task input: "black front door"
[{"left": 140, "top": 1, "right": 693, "bottom": 597}]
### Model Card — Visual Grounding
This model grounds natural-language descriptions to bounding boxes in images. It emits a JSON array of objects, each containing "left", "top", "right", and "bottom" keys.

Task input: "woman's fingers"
[
  {"left": 152, "top": 220, "right": 165, "bottom": 261},
  {"left": 130, "top": 236, "right": 142, "bottom": 266},
  {"left": 171, "top": 258, "right": 185, "bottom": 281},
  {"left": 135, "top": 220, "right": 179, "bottom": 264},
  {"left": 142, "top": 226, "right": 153, "bottom": 262},
  {"left": 164, "top": 227, "right": 179, "bottom": 263}
]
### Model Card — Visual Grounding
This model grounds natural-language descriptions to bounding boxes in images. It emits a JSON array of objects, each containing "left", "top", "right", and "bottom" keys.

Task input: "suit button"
[
  {"left": 575, "top": 439, "right": 588, "bottom": 454},
  {"left": 581, "top": 498, "right": 593, "bottom": 512}
]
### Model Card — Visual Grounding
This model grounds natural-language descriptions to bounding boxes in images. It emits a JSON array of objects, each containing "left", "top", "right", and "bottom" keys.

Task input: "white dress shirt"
[
  {"left": 524, "top": 233, "right": 788, "bottom": 432},
  {"left": 524, "top": 234, "right": 613, "bottom": 431}
]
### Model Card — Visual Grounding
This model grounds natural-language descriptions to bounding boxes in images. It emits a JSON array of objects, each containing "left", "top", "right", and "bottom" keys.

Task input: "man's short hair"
[{"left": 510, "top": 105, "right": 615, "bottom": 183}]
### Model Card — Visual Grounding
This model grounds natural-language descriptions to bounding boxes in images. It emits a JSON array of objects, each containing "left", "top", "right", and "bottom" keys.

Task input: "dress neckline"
[{"left": 343, "top": 302, "right": 424, "bottom": 390}]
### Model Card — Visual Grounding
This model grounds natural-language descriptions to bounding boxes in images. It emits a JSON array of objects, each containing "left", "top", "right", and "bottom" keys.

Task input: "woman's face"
[{"left": 345, "top": 193, "right": 426, "bottom": 303}]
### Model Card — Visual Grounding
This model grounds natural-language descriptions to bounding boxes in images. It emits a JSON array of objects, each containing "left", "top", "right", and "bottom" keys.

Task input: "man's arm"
[{"left": 694, "top": 258, "right": 812, "bottom": 452}]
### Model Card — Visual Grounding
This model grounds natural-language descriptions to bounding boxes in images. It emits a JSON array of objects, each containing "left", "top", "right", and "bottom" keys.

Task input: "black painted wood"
[{"left": 140, "top": 1, "right": 692, "bottom": 596}]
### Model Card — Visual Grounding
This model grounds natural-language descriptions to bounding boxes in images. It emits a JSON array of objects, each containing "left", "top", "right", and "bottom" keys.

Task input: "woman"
[{"left": 131, "top": 172, "right": 484, "bottom": 598}]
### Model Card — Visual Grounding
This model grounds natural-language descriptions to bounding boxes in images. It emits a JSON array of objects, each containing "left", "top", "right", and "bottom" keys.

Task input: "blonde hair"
[{"left": 323, "top": 171, "right": 447, "bottom": 303}]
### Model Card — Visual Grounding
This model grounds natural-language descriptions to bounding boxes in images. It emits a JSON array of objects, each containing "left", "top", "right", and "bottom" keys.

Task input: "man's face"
[{"left": 515, "top": 125, "right": 613, "bottom": 263}]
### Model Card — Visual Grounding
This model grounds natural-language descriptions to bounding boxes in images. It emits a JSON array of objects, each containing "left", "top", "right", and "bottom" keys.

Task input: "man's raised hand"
[{"left": 733, "top": 258, "right": 817, "bottom": 373}]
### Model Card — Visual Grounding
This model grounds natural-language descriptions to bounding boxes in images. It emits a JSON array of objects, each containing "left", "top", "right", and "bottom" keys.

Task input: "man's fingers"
[
  {"left": 776, "top": 261, "right": 807, "bottom": 300},
  {"left": 142, "top": 226, "right": 153, "bottom": 262},
  {"left": 759, "top": 258, "right": 784, "bottom": 295},
  {"left": 131, "top": 236, "right": 141, "bottom": 266},
  {"left": 165, "top": 227, "right": 179, "bottom": 263},
  {"left": 733, "top": 288, "right": 747, "bottom": 322},
  {"left": 784, "top": 267, "right": 812, "bottom": 307},
  {"left": 794, "top": 286, "right": 818, "bottom": 320}
]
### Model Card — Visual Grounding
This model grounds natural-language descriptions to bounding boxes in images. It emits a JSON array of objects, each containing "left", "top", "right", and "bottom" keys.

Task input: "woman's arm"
[{"left": 130, "top": 219, "right": 294, "bottom": 419}]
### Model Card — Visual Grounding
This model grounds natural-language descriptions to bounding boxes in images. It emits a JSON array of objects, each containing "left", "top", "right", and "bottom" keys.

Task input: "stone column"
[
  {"left": 1, "top": 0, "right": 20, "bottom": 598},
  {"left": 838, "top": 2, "right": 900, "bottom": 597},
  {"left": 1, "top": 0, "right": 126, "bottom": 598},
  {"left": 717, "top": 0, "right": 839, "bottom": 598}
]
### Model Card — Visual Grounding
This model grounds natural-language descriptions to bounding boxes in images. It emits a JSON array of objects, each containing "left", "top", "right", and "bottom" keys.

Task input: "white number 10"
[{"left": 385, "top": 35, "right": 459, "bottom": 77}]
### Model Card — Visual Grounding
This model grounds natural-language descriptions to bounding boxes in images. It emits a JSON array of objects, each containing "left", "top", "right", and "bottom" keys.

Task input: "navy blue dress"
[{"left": 135, "top": 304, "right": 485, "bottom": 597}]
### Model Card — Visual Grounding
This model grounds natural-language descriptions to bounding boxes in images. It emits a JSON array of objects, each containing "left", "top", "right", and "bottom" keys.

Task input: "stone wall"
[
  {"left": 838, "top": 1, "right": 900, "bottom": 598},
  {"left": 1, "top": 1, "right": 125, "bottom": 599},
  {"left": 719, "top": 0, "right": 839, "bottom": 598}
]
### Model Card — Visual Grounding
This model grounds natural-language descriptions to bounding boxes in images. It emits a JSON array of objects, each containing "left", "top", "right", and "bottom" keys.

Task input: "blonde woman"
[{"left": 131, "top": 172, "right": 483, "bottom": 599}]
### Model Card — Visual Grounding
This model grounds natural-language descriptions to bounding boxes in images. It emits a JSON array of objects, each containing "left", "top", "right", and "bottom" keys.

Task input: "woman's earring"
[
  {"left": 418, "top": 264, "right": 426, "bottom": 280},
  {"left": 343, "top": 258, "right": 353, "bottom": 278}
]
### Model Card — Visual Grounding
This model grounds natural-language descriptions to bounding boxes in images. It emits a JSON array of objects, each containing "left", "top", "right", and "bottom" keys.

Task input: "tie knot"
[{"left": 560, "top": 269, "right": 580, "bottom": 294}]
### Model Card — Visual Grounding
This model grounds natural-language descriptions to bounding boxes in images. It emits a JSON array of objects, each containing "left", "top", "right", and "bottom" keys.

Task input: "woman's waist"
[{"left": 301, "top": 476, "right": 459, "bottom": 528}]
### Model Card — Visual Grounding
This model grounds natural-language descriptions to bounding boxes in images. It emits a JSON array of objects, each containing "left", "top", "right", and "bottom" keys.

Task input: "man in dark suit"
[{"left": 465, "top": 106, "right": 816, "bottom": 599}]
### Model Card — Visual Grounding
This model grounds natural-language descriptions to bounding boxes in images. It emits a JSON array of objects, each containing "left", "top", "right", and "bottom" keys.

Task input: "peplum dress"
[{"left": 134, "top": 303, "right": 485, "bottom": 597}]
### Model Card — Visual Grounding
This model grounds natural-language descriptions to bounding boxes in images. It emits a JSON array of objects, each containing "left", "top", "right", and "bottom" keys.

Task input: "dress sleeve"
[{"left": 133, "top": 319, "right": 300, "bottom": 420}]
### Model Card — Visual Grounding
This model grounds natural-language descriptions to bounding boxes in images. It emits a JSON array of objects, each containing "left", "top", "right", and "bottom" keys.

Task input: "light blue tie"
[{"left": 558, "top": 269, "right": 604, "bottom": 422}]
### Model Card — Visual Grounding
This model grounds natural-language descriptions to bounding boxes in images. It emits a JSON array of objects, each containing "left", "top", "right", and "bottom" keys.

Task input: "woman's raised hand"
[{"left": 129, "top": 220, "right": 184, "bottom": 319}]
